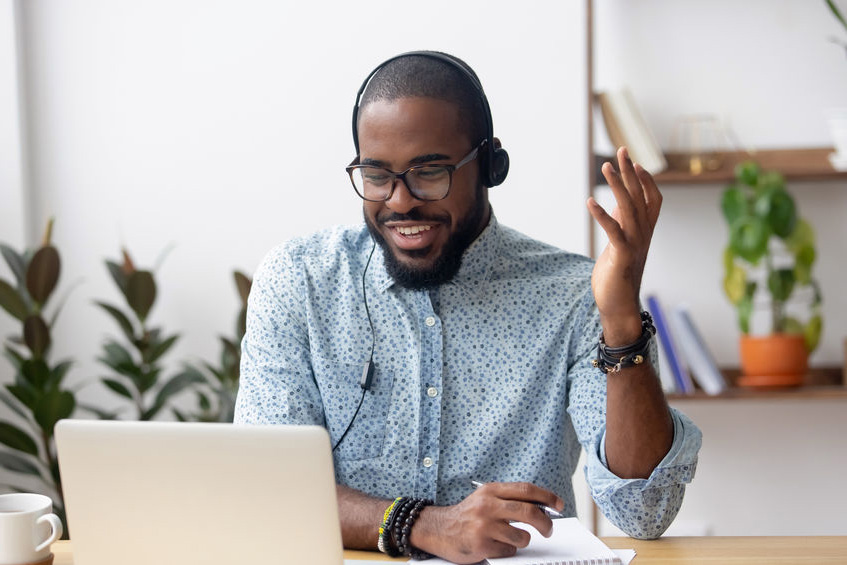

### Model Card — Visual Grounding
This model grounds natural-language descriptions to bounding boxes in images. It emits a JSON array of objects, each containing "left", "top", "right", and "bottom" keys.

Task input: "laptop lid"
[{"left": 56, "top": 420, "right": 343, "bottom": 565}]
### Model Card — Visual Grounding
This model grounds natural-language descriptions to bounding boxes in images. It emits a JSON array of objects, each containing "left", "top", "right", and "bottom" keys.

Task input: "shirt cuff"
[{"left": 587, "top": 407, "right": 701, "bottom": 499}]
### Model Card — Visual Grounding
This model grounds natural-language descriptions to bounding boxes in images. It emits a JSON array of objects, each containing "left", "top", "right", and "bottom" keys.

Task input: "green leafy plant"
[
  {"left": 176, "top": 271, "right": 251, "bottom": 423},
  {"left": 0, "top": 220, "right": 76, "bottom": 531},
  {"left": 95, "top": 249, "right": 203, "bottom": 420},
  {"left": 721, "top": 162, "right": 823, "bottom": 351}
]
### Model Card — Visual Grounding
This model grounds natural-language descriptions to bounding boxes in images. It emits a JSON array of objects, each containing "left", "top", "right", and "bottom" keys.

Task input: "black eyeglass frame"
[{"left": 346, "top": 143, "right": 482, "bottom": 202}]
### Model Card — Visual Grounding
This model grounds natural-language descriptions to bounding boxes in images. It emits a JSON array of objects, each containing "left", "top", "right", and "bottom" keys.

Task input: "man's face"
[{"left": 358, "top": 96, "right": 490, "bottom": 289}]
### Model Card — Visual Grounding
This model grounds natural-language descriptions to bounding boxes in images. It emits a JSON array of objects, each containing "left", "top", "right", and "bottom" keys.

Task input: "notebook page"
[{"left": 485, "top": 518, "right": 621, "bottom": 565}]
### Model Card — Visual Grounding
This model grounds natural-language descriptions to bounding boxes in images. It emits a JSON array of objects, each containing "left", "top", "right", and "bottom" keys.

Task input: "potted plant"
[{"left": 721, "top": 162, "right": 823, "bottom": 387}]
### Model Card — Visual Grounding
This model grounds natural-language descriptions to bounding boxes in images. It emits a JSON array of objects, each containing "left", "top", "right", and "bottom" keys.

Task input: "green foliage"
[
  {"left": 176, "top": 271, "right": 251, "bottom": 423},
  {"left": 96, "top": 249, "right": 204, "bottom": 420},
  {"left": 720, "top": 163, "right": 823, "bottom": 352},
  {"left": 0, "top": 220, "right": 76, "bottom": 534}
]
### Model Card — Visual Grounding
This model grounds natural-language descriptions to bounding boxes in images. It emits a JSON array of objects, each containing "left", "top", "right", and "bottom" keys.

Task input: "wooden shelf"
[
  {"left": 654, "top": 147, "right": 847, "bottom": 185},
  {"left": 668, "top": 366, "right": 846, "bottom": 401}
]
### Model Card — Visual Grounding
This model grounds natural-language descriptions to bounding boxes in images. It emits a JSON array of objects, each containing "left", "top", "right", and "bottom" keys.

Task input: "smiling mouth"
[{"left": 394, "top": 225, "right": 433, "bottom": 236}]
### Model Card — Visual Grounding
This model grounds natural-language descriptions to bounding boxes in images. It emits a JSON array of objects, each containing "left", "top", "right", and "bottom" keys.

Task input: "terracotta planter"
[{"left": 738, "top": 334, "right": 808, "bottom": 388}]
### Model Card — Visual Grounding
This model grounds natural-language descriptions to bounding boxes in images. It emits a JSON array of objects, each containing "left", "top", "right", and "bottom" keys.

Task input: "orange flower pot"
[{"left": 738, "top": 334, "right": 808, "bottom": 388}]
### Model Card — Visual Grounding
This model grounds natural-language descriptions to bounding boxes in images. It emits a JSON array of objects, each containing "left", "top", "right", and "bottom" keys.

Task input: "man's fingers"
[
  {"left": 635, "top": 163, "right": 663, "bottom": 228},
  {"left": 491, "top": 521, "right": 533, "bottom": 549},
  {"left": 617, "top": 147, "right": 649, "bottom": 221},
  {"left": 587, "top": 198, "right": 626, "bottom": 247},
  {"left": 476, "top": 481, "right": 564, "bottom": 513},
  {"left": 601, "top": 162, "right": 637, "bottom": 226}
]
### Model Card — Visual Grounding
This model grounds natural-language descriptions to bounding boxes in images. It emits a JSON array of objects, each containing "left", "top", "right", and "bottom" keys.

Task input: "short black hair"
[{"left": 358, "top": 53, "right": 488, "bottom": 147}]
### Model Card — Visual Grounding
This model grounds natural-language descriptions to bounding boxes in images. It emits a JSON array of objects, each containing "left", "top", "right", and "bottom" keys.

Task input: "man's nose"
[{"left": 384, "top": 177, "right": 423, "bottom": 215}]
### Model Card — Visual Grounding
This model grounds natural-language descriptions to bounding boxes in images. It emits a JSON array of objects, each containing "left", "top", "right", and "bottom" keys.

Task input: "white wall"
[
  {"left": 0, "top": 0, "right": 588, "bottom": 487},
  {"left": 589, "top": 0, "right": 847, "bottom": 536}
]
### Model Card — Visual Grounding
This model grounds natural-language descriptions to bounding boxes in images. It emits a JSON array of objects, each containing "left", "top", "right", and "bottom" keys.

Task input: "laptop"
[{"left": 55, "top": 420, "right": 344, "bottom": 565}]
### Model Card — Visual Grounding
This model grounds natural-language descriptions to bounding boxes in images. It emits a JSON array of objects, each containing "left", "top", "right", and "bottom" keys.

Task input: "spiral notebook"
[{"left": 424, "top": 518, "right": 635, "bottom": 565}]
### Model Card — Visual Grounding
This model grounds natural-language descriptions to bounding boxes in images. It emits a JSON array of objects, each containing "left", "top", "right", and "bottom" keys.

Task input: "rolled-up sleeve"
[
  {"left": 567, "top": 288, "right": 702, "bottom": 539},
  {"left": 234, "top": 244, "right": 325, "bottom": 427},
  {"left": 586, "top": 408, "right": 701, "bottom": 538}
]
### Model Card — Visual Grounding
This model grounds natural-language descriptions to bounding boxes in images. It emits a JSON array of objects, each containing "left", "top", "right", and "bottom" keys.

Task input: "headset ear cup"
[{"left": 489, "top": 148, "right": 509, "bottom": 186}]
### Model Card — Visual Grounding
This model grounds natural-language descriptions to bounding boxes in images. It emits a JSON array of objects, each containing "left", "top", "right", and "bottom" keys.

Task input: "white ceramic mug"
[{"left": 0, "top": 493, "right": 63, "bottom": 565}]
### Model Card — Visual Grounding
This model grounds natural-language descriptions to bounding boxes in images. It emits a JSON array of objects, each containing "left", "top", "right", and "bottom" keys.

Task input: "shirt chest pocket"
[{"left": 315, "top": 361, "right": 394, "bottom": 461}]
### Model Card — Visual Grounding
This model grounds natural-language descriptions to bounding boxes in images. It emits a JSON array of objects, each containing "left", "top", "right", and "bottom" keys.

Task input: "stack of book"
[
  {"left": 595, "top": 88, "right": 667, "bottom": 175},
  {"left": 646, "top": 295, "right": 728, "bottom": 396}
]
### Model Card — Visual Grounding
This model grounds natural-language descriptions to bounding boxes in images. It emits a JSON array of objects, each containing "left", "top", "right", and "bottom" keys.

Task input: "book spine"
[
  {"left": 646, "top": 295, "right": 693, "bottom": 394},
  {"left": 671, "top": 306, "right": 727, "bottom": 395}
]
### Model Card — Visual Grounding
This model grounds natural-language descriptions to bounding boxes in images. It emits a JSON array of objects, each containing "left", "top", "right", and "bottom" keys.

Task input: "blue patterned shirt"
[{"left": 234, "top": 216, "right": 701, "bottom": 539}]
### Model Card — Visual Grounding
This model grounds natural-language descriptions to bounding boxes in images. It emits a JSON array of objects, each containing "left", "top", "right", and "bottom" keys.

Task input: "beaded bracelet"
[
  {"left": 592, "top": 311, "right": 656, "bottom": 374},
  {"left": 377, "top": 497, "right": 404, "bottom": 556},
  {"left": 400, "top": 498, "right": 434, "bottom": 560}
]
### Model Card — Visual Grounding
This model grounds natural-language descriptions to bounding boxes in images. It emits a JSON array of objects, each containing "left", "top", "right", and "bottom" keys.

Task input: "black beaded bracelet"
[
  {"left": 592, "top": 311, "right": 656, "bottom": 374},
  {"left": 400, "top": 498, "right": 434, "bottom": 560}
]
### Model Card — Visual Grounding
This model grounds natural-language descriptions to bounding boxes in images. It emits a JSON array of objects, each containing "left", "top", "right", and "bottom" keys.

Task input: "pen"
[{"left": 470, "top": 480, "right": 564, "bottom": 519}]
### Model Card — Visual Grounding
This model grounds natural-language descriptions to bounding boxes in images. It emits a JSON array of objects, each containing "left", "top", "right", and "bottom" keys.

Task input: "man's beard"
[{"left": 364, "top": 187, "right": 487, "bottom": 290}]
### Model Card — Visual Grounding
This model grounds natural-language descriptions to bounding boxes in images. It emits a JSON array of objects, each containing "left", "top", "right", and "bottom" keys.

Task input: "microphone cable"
[{"left": 332, "top": 239, "right": 377, "bottom": 452}]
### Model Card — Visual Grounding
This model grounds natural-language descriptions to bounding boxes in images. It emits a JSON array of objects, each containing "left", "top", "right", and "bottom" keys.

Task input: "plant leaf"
[
  {"left": 737, "top": 294, "right": 753, "bottom": 334},
  {"left": 0, "top": 388, "right": 28, "bottom": 420},
  {"left": 236, "top": 308, "right": 247, "bottom": 342},
  {"left": 234, "top": 271, "right": 252, "bottom": 306},
  {"left": 804, "top": 315, "right": 823, "bottom": 353},
  {"left": 753, "top": 187, "right": 796, "bottom": 238},
  {"left": 50, "top": 360, "right": 74, "bottom": 387},
  {"left": 106, "top": 260, "right": 129, "bottom": 298},
  {"left": 767, "top": 269, "right": 795, "bottom": 302},
  {"left": 0, "top": 450, "right": 41, "bottom": 476},
  {"left": 734, "top": 161, "right": 760, "bottom": 186},
  {"left": 26, "top": 246, "right": 61, "bottom": 306},
  {"left": 720, "top": 185, "right": 749, "bottom": 226},
  {"left": 0, "top": 278, "right": 29, "bottom": 321},
  {"left": 827, "top": 0, "right": 847, "bottom": 32},
  {"left": 102, "top": 378, "right": 134, "bottom": 400},
  {"left": 146, "top": 334, "right": 178, "bottom": 364},
  {"left": 21, "top": 358, "right": 51, "bottom": 389},
  {"left": 48, "top": 277, "right": 83, "bottom": 329},
  {"left": 3, "top": 345, "right": 26, "bottom": 370},
  {"left": 144, "top": 368, "right": 205, "bottom": 420},
  {"left": 77, "top": 403, "right": 118, "bottom": 420},
  {"left": 126, "top": 271, "right": 156, "bottom": 322},
  {"left": 95, "top": 301, "right": 136, "bottom": 342},
  {"left": 729, "top": 216, "right": 770, "bottom": 264},
  {"left": 23, "top": 315, "right": 51, "bottom": 358},
  {"left": 7, "top": 385, "right": 36, "bottom": 411},
  {"left": 0, "top": 244, "right": 27, "bottom": 287},
  {"left": 33, "top": 389, "right": 75, "bottom": 435},
  {"left": 0, "top": 422, "right": 39, "bottom": 456}
]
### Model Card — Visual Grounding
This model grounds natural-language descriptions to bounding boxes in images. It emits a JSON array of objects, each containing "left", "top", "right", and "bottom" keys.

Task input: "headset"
[
  {"left": 351, "top": 50, "right": 510, "bottom": 188},
  {"left": 333, "top": 52, "right": 508, "bottom": 453}
]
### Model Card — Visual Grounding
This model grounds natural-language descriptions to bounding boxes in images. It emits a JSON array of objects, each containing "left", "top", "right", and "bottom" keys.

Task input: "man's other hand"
[{"left": 409, "top": 482, "right": 565, "bottom": 564}]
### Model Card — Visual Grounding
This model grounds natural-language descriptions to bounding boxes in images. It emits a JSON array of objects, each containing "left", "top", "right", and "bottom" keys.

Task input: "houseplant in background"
[
  {"left": 0, "top": 220, "right": 77, "bottom": 533},
  {"left": 721, "top": 162, "right": 823, "bottom": 387},
  {"left": 94, "top": 248, "right": 204, "bottom": 420},
  {"left": 175, "top": 270, "right": 251, "bottom": 423}
]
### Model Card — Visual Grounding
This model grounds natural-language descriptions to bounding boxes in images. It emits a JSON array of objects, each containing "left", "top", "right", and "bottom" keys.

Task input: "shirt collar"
[{"left": 370, "top": 214, "right": 499, "bottom": 297}]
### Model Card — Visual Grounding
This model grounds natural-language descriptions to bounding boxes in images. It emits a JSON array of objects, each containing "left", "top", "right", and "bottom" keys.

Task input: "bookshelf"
[
  {"left": 655, "top": 148, "right": 847, "bottom": 185},
  {"left": 584, "top": 0, "right": 846, "bottom": 401},
  {"left": 668, "top": 366, "right": 846, "bottom": 401}
]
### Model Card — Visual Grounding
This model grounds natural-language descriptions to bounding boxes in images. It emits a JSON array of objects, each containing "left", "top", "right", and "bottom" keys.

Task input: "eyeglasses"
[{"left": 346, "top": 143, "right": 481, "bottom": 202}]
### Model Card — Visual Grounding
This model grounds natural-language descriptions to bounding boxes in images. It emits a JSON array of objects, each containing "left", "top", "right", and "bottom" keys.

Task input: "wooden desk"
[{"left": 52, "top": 536, "right": 847, "bottom": 564}]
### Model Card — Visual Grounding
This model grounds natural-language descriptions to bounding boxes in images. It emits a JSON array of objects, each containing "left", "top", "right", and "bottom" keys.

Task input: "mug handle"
[{"left": 35, "top": 513, "right": 63, "bottom": 552}]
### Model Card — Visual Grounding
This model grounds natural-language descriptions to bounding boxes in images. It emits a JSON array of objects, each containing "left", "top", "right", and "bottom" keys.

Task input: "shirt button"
[
  {"left": 422, "top": 457, "right": 433, "bottom": 468},
  {"left": 424, "top": 316, "right": 436, "bottom": 327},
  {"left": 427, "top": 387, "right": 438, "bottom": 398}
]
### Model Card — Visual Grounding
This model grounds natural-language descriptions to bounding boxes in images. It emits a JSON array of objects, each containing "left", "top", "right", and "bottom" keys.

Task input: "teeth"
[{"left": 396, "top": 225, "right": 432, "bottom": 235}]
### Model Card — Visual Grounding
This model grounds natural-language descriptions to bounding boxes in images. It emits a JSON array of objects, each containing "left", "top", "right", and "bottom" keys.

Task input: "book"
[
  {"left": 670, "top": 305, "right": 727, "bottom": 395},
  {"left": 655, "top": 333, "right": 679, "bottom": 394},
  {"left": 646, "top": 295, "right": 694, "bottom": 395},
  {"left": 596, "top": 89, "right": 668, "bottom": 175},
  {"left": 425, "top": 518, "right": 635, "bottom": 565}
]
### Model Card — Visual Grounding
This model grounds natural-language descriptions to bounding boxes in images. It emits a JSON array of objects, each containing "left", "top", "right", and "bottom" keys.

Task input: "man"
[{"left": 234, "top": 52, "right": 701, "bottom": 564}]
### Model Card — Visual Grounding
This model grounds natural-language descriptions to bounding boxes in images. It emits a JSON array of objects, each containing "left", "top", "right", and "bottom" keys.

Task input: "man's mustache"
[{"left": 376, "top": 210, "right": 451, "bottom": 225}]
